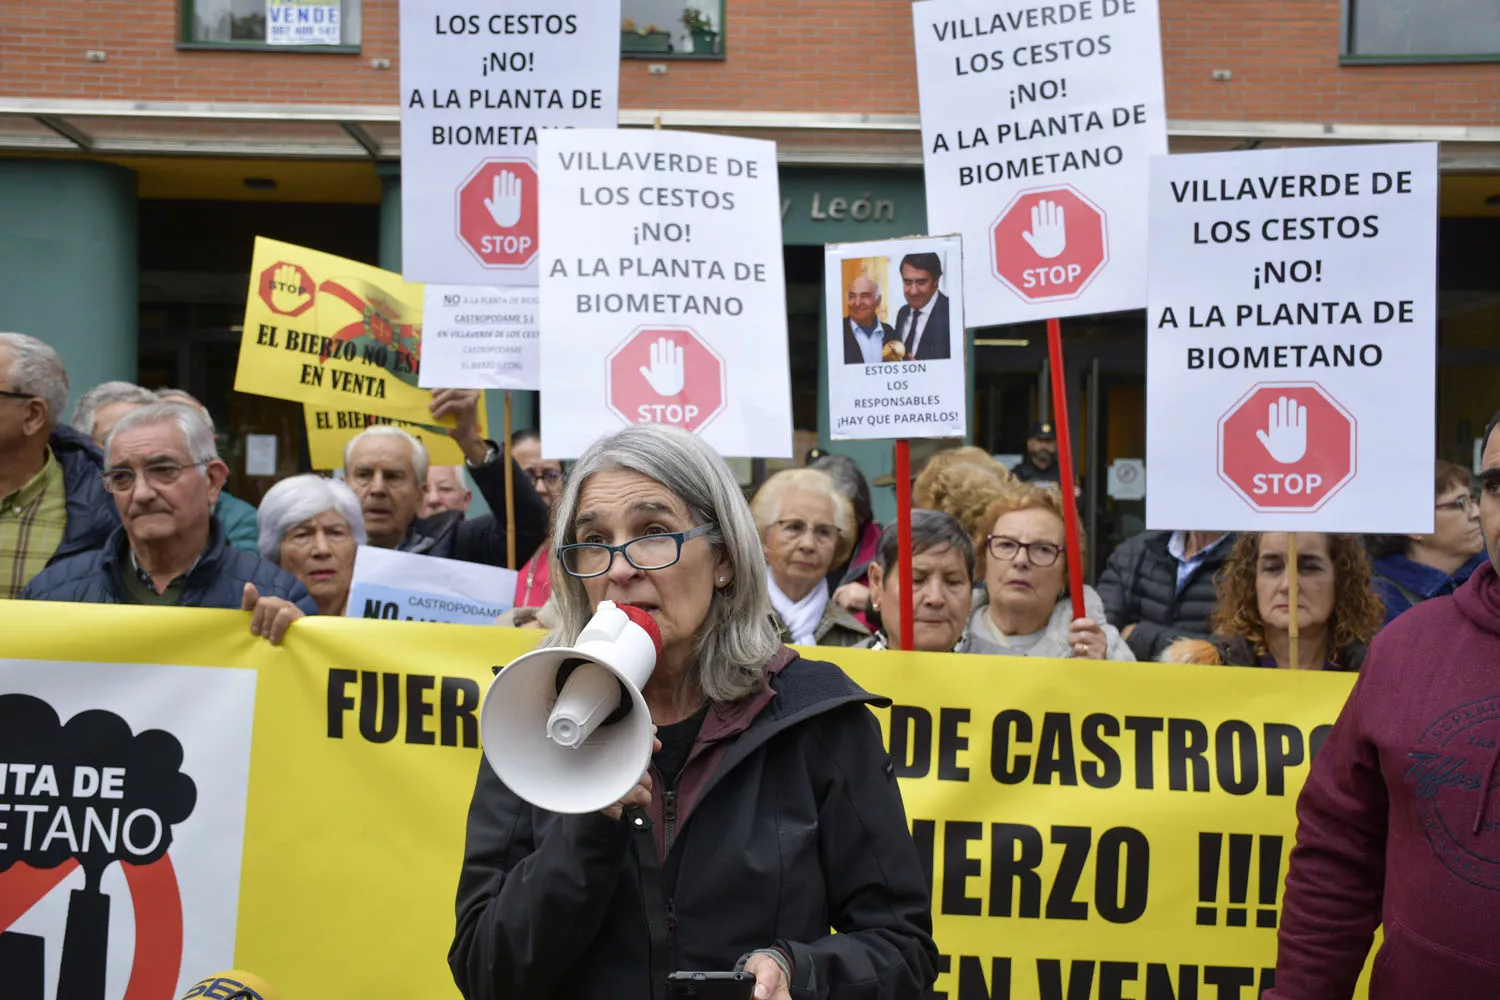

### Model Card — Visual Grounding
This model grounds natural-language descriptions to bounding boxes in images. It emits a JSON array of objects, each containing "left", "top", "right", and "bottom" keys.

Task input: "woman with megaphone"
[{"left": 453, "top": 425, "right": 937, "bottom": 1000}]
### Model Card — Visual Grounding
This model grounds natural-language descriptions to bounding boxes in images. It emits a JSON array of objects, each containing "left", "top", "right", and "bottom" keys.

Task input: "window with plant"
[{"left": 620, "top": 0, "right": 723, "bottom": 57}]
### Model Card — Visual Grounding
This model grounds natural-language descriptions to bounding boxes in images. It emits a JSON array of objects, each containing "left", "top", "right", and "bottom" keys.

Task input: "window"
[
  {"left": 1344, "top": 0, "right": 1500, "bottom": 61},
  {"left": 621, "top": 0, "right": 723, "bottom": 58},
  {"left": 181, "top": 0, "right": 361, "bottom": 50}
]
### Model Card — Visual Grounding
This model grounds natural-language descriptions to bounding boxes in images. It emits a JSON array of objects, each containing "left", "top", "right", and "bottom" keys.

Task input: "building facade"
[{"left": 2, "top": 0, "right": 1497, "bottom": 566}]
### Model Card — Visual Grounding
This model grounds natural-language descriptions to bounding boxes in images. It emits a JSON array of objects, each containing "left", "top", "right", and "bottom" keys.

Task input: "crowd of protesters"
[{"left": 2, "top": 328, "right": 1494, "bottom": 669}]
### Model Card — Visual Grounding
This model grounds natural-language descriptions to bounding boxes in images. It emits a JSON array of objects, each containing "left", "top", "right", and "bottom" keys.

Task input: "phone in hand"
[{"left": 665, "top": 971, "right": 755, "bottom": 999}]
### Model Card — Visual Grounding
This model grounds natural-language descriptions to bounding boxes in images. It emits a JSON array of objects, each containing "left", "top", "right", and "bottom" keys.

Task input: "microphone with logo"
[
  {"left": 480, "top": 600, "right": 662, "bottom": 813},
  {"left": 180, "top": 970, "right": 279, "bottom": 1000}
]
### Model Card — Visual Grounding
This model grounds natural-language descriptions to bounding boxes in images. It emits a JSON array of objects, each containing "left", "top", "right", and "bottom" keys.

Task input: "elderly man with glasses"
[
  {"left": 21, "top": 402, "right": 316, "bottom": 643},
  {"left": 0, "top": 332, "right": 120, "bottom": 598}
]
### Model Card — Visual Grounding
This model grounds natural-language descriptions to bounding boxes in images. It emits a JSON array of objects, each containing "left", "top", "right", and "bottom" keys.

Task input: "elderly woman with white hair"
[
  {"left": 748, "top": 468, "right": 871, "bottom": 647},
  {"left": 450, "top": 425, "right": 936, "bottom": 1000},
  {"left": 256, "top": 475, "right": 366, "bottom": 616}
]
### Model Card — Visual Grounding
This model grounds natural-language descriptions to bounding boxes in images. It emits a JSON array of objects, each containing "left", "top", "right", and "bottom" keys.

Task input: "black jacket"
[
  {"left": 1096, "top": 531, "right": 1235, "bottom": 661},
  {"left": 49, "top": 423, "right": 120, "bottom": 565},
  {"left": 399, "top": 451, "right": 548, "bottom": 568},
  {"left": 21, "top": 518, "right": 318, "bottom": 614},
  {"left": 841, "top": 317, "right": 896, "bottom": 365},
  {"left": 1212, "top": 635, "right": 1366, "bottom": 672},
  {"left": 1009, "top": 456, "right": 1060, "bottom": 484},
  {"left": 449, "top": 650, "right": 937, "bottom": 1000},
  {"left": 892, "top": 292, "right": 951, "bottom": 361}
]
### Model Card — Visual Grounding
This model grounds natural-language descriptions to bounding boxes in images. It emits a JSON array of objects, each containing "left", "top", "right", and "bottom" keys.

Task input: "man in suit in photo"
[
  {"left": 841, "top": 275, "right": 896, "bottom": 364},
  {"left": 893, "top": 253, "right": 951, "bottom": 362}
]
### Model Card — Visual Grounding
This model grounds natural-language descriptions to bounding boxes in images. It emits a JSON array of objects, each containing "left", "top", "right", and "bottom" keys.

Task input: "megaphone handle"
[{"left": 625, "top": 806, "right": 672, "bottom": 1000}]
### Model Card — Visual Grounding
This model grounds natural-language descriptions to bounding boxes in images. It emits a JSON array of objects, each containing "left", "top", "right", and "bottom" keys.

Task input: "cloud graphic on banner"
[{"left": 0, "top": 694, "right": 197, "bottom": 885}]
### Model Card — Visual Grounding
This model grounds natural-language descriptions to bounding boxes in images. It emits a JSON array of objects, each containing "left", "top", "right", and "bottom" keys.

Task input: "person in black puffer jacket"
[
  {"left": 22, "top": 403, "right": 315, "bottom": 642},
  {"left": 1096, "top": 529, "right": 1237, "bottom": 661}
]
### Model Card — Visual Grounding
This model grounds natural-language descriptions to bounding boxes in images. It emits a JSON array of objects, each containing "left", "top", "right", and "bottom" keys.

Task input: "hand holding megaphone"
[{"left": 481, "top": 600, "right": 664, "bottom": 815}]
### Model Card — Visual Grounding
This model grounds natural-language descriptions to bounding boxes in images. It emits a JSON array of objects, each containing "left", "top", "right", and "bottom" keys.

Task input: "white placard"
[
  {"left": 245, "top": 433, "right": 278, "bottom": 476},
  {"left": 398, "top": 2, "right": 621, "bottom": 286},
  {"left": 912, "top": 0, "right": 1167, "bottom": 327},
  {"left": 346, "top": 545, "right": 517, "bottom": 625},
  {"left": 1146, "top": 142, "right": 1438, "bottom": 533},
  {"left": 418, "top": 284, "right": 540, "bottom": 390},
  {"left": 267, "top": 0, "right": 341, "bottom": 45},
  {"left": 537, "top": 128, "right": 793, "bottom": 459},
  {"left": 1107, "top": 458, "right": 1146, "bottom": 500},
  {"left": 0, "top": 659, "right": 257, "bottom": 997},
  {"left": 826, "top": 236, "right": 968, "bottom": 440}
]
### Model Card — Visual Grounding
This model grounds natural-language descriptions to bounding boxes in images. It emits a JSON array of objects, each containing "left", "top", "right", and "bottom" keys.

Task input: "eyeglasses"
[
  {"left": 524, "top": 468, "right": 564, "bottom": 486},
  {"left": 772, "top": 518, "right": 841, "bottom": 547},
  {"left": 558, "top": 522, "right": 716, "bottom": 578},
  {"left": 101, "top": 460, "right": 211, "bottom": 493},
  {"left": 985, "top": 534, "right": 1062, "bottom": 567},
  {"left": 1436, "top": 495, "right": 1476, "bottom": 513},
  {"left": 0, "top": 389, "right": 36, "bottom": 400}
]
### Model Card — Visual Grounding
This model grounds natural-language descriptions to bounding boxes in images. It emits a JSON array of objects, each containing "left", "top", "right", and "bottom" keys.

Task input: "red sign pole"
[
  {"left": 894, "top": 439, "right": 916, "bottom": 652},
  {"left": 1046, "top": 318, "right": 1087, "bottom": 622}
]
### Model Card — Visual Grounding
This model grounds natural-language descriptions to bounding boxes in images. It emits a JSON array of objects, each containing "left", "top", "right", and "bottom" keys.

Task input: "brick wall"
[{"left": 4, "top": 0, "right": 1498, "bottom": 124}]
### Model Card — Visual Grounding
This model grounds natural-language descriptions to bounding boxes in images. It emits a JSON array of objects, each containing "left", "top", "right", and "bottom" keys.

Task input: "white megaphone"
[{"left": 480, "top": 600, "right": 662, "bottom": 814}]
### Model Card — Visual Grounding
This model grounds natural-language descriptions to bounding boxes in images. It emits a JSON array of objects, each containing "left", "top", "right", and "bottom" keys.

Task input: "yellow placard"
[
  {"left": 303, "top": 404, "right": 489, "bottom": 471},
  {"left": 0, "top": 604, "right": 1370, "bottom": 998},
  {"left": 235, "top": 237, "right": 441, "bottom": 425}
]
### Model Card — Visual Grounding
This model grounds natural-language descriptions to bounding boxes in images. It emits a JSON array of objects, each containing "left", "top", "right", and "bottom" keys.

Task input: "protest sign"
[
  {"left": 826, "top": 236, "right": 967, "bottom": 440},
  {"left": 235, "top": 237, "right": 445, "bottom": 426},
  {"left": 0, "top": 603, "right": 1369, "bottom": 998},
  {"left": 1145, "top": 143, "right": 1438, "bottom": 532},
  {"left": 912, "top": 0, "right": 1167, "bottom": 327},
  {"left": 347, "top": 545, "right": 517, "bottom": 624},
  {"left": 398, "top": 0, "right": 621, "bottom": 286},
  {"left": 417, "top": 284, "right": 540, "bottom": 390},
  {"left": 303, "top": 405, "right": 483, "bottom": 471},
  {"left": 537, "top": 128, "right": 793, "bottom": 458},
  {"left": 267, "top": 0, "right": 342, "bottom": 45}
]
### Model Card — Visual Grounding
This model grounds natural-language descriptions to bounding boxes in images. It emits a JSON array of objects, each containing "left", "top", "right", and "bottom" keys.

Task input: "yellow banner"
[
  {"left": 0, "top": 605, "right": 1368, "bottom": 998},
  {"left": 302, "top": 405, "right": 489, "bottom": 471},
  {"left": 235, "top": 237, "right": 441, "bottom": 425}
]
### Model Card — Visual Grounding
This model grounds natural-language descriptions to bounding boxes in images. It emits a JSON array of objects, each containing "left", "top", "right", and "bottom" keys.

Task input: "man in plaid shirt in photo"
[{"left": 0, "top": 332, "right": 119, "bottom": 599}]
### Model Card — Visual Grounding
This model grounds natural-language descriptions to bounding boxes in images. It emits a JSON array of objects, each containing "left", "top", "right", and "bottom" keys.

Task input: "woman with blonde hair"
[
  {"left": 968, "top": 483, "right": 1132, "bottom": 660},
  {"left": 750, "top": 468, "right": 871, "bottom": 646},
  {"left": 1163, "top": 532, "right": 1383, "bottom": 670},
  {"left": 913, "top": 449, "right": 1017, "bottom": 541}
]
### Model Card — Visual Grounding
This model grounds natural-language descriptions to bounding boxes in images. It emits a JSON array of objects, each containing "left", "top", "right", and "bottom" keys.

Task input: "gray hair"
[
  {"left": 0, "top": 333, "right": 69, "bottom": 432},
  {"left": 344, "top": 425, "right": 429, "bottom": 485},
  {"left": 70, "top": 381, "right": 157, "bottom": 439},
  {"left": 155, "top": 387, "right": 215, "bottom": 434},
  {"left": 105, "top": 402, "right": 220, "bottom": 466},
  {"left": 749, "top": 468, "right": 856, "bottom": 567},
  {"left": 256, "top": 474, "right": 366, "bottom": 564},
  {"left": 544, "top": 425, "right": 780, "bottom": 704},
  {"left": 874, "top": 509, "right": 976, "bottom": 581}
]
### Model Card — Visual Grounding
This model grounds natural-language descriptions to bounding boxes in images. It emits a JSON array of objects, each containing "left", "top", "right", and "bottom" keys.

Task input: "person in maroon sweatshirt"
[{"left": 1271, "top": 413, "right": 1500, "bottom": 997}]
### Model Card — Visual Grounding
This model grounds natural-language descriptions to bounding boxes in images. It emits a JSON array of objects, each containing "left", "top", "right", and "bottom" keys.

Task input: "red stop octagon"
[
  {"left": 991, "top": 185, "right": 1108, "bottom": 303},
  {"left": 606, "top": 326, "right": 726, "bottom": 435},
  {"left": 456, "top": 159, "right": 539, "bottom": 270},
  {"left": 1218, "top": 382, "right": 1357, "bottom": 512}
]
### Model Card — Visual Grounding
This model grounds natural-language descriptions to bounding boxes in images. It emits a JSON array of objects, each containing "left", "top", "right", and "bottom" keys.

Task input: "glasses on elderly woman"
[
  {"left": 985, "top": 534, "right": 1062, "bottom": 567},
  {"left": 771, "top": 518, "right": 840, "bottom": 547},
  {"left": 558, "top": 523, "right": 717, "bottom": 578}
]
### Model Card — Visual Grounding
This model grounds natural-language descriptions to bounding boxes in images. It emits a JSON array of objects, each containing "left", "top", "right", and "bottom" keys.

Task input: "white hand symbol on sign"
[
  {"left": 1256, "top": 396, "right": 1308, "bottom": 464},
  {"left": 639, "top": 337, "right": 685, "bottom": 396},
  {"left": 1022, "top": 199, "right": 1067, "bottom": 259},
  {"left": 484, "top": 170, "right": 523, "bottom": 228}
]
